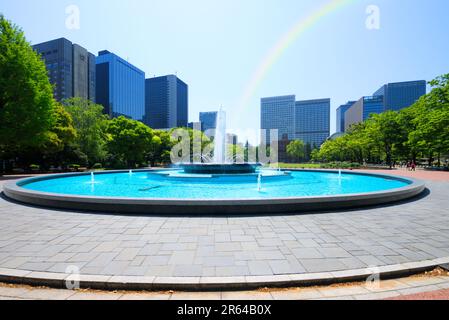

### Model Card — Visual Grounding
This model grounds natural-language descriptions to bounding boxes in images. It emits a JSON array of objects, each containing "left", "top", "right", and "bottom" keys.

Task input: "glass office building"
[
  {"left": 261, "top": 95, "right": 330, "bottom": 147},
  {"left": 32, "top": 38, "right": 96, "bottom": 102},
  {"left": 145, "top": 75, "right": 188, "bottom": 129},
  {"left": 344, "top": 96, "right": 384, "bottom": 131},
  {"left": 295, "top": 99, "right": 331, "bottom": 147},
  {"left": 199, "top": 112, "right": 218, "bottom": 135},
  {"left": 373, "top": 80, "right": 426, "bottom": 111},
  {"left": 336, "top": 101, "right": 356, "bottom": 133},
  {"left": 96, "top": 50, "right": 145, "bottom": 121},
  {"left": 261, "top": 95, "right": 296, "bottom": 145},
  {"left": 344, "top": 80, "right": 426, "bottom": 131}
]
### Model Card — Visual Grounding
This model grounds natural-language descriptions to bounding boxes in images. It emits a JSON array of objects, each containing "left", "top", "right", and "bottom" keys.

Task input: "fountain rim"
[
  {"left": 179, "top": 162, "right": 261, "bottom": 174},
  {"left": 3, "top": 169, "right": 426, "bottom": 215}
]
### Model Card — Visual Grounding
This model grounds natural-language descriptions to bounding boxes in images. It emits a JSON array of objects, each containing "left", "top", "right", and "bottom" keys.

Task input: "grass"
[
  {"left": 269, "top": 163, "right": 322, "bottom": 169},
  {"left": 268, "top": 162, "right": 362, "bottom": 169}
]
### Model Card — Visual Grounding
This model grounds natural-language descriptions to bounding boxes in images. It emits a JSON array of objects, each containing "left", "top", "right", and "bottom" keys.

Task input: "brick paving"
[
  {"left": 355, "top": 168, "right": 449, "bottom": 182},
  {"left": 0, "top": 171, "right": 448, "bottom": 281}
]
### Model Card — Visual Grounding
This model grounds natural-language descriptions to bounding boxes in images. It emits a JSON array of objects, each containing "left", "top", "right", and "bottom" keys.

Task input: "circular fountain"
[
  {"left": 180, "top": 108, "right": 262, "bottom": 174},
  {"left": 2, "top": 109, "right": 425, "bottom": 215}
]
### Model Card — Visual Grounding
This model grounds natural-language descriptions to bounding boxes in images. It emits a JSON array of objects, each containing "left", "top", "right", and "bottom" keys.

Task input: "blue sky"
[{"left": 2, "top": 0, "right": 449, "bottom": 142}]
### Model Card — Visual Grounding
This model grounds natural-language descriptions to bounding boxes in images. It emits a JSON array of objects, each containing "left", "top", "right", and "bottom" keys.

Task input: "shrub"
[
  {"left": 29, "top": 164, "right": 40, "bottom": 170},
  {"left": 320, "top": 162, "right": 360, "bottom": 169},
  {"left": 91, "top": 163, "right": 103, "bottom": 169}
]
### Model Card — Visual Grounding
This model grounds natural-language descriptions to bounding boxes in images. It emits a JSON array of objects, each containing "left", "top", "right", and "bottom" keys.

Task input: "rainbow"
[{"left": 238, "top": 0, "right": 357, "bottom": 109}]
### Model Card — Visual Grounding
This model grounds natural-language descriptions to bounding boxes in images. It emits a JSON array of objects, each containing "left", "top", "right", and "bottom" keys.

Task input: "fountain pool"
[{"left": 3, "top": 169, "right": 425, "bottom": 215}]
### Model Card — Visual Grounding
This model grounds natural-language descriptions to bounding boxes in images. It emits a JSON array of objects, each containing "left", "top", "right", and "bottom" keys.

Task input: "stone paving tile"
[
  {"left": 101, "top": 261, "right": 131, "bottom": 275},
  {"left": 291, "top": 248, "right": 323, "bottom": 259},
  {"left": 19, "top": 288, "right": 76, "bottom": 300},
  {"left": 270, "top": 289, "right": 323, "bottom": 300},
  {"left": 314, "top": 296, "right": 355, "bottom": 300},
  {"left": 317, "top": 248, "right": 352, "bottom": 258},
  {"left": 365, "top": 279, "right": 412, "bottom": 292},
  {"left": 353, "top": 291, "right": 402, "bottom": 300},
  {"left": 248, "top": 261, "right": 272, "bottom": 276},
  {"left": 168, "top": 251, "right": 196, "bottom": 265},
  {"left": 317, "top": 286, "right": 371, "bottom": 298},
  {"left": 197, "top": 256, "right": 235, "bottom": 267},
  {"left": 1, "top": 179, "right": 449, "bottom": 280},
  {"left": 396, "top": 285, "right": 442, "bottom": 296},
  {"left": 216, "top": 266, "right": 250, "bottom": 277},
  {"left": 300, "top": 259, "right": 348, "bottom": 273},
  {"left": 221, "top": 291, "right": 273, "bottom": 300},
  {"left": 67, "top": 292, "right": 123, "bottom": 300},
  {"left": 268, "top": 261, "right": 297, "bottom": 275},
  {"left": 85, "top": 252, "right": 118, "bottom": 268},
  {"left": 172, "top": 265, "right": 203, "bottom": 277},
  {"left": 170, "top": 292, "right": 221, "bottom": 300},
  {"left": 0, "top": 286, "right": 31, "bottom": 298},
  {"left": 119, "top": 293, "right": 172, "bottom": 300},
  {"left": 114, "top": 248, "right": 141, "bottom": 261}
]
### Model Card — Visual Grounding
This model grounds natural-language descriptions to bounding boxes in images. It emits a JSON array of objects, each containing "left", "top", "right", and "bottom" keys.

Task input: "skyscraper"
[
  {"left": 336, "top": 101, "right": 356, "bottom": 133},
  {"left": 261, "top": 95, "right": 330, "bottom": 161},
  {"left": 32, "top": 38, "right": 96, "bottom": 102},
  {"left": 295, "top": 98, "right": 331, "bottom": 147},
  {"left": 145, "top": 75, "right": 188, "bottom": 129},
  {"left": 344, "top": 80, "right": 427, "bottom": 131},
  {"left": 261, "top": 95, "right": 296, "bottom": 145},
  {"left": 96, "top": 50, "right": 145, "bottom": 121},
  {"left": 199, "top": 111, "right": 218, "bottom": 135},
  {"left": 373, "top": 80, "right": 426, "bottom": 111},
  {"left": 344, "top": 96, "right": 384, "bottom": 131}
]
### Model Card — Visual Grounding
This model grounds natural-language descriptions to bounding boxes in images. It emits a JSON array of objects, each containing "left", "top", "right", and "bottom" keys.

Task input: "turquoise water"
[{"left": 20, "top": 170, "right": 409, "bottom": 200}]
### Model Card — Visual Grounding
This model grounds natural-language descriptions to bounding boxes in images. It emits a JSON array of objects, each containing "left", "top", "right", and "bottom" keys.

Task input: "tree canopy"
[
  {"left": 287, "top": 140, "right": 305, "bottom": 162},
  {"left": 0, "top": 14, "right": 56, "bottom": 157},
  {"left": 316, "top": 74, "right": 449, "bottom": 168},
  {"left": 62, "top": 97, "right": 109, "bottom": 165},
  {"left": 106, "top": 116, "right": 155, "bottom": 168}
]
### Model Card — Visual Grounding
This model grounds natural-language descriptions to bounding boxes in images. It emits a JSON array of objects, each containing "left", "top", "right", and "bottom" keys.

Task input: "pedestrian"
[{"left": 411, "top": 161, "right": 416, "bottom": 172}]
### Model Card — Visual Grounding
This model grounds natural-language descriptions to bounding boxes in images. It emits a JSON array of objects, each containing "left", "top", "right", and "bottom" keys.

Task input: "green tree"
[
  {"left": 310, "top": 149, "right": 321, "bottom": 162},
  {"left": 147, "top": 130, "right": 173, "bottom": 166},
  {"left": 62, "top": 97, "right": 109, "bottom": 166},
  {"left": 408, "top": 75, "right": 449, "bottom": 166},
  {"left": 106, "top": 116, "right": 154, "bottom": 168},
  {"left": 13, "top": 104, "right": 79, "bottom": 170},
  {"left": 286, "top": 140, "right": 305, "bottom": 163},
  {"left": 0, "top": 15, "right": 56, "bottom": 159},
  {"left": 169, "top": 127, "right": 212, "bottom": 163},
  {"left": 365, "top": 111, "right": 405, "bottom": 168},
  {"left": 40, "top": 104, "right": 78, "bottom": 167}
]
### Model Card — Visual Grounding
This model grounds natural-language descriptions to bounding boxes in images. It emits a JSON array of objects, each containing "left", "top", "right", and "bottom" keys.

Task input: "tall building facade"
[
  {"left": 343, "top": 80, "right": 426, "bottom": 131},
  {"left": 199, "top": 111, "right": 218, "bottom": 134},
  {"left": 336, "top": 101, "right": 356, "bottom": 133},
  {"left": 373, "top": 80, "right": 426, "bottom": 111},
  {"left": 295, "top": 98, "right": 331, "bottom": 147},
  {"left": 261, "top": 95, "right": 296, "bottom": 145},
  {"left": 261, "top": 95, "right": 330, "bottom": 161},
  {"left": 32, "top": 38, "right": 96, "bottom": 102},
  {"left": 96, "top": 50, "right": 145, "bottom": 121},
  {"left": 145, "top": 75, "right": 188, "bottom": 129},
  {"left": 344, "top": 96, "right": 384, "bottom": 131}
]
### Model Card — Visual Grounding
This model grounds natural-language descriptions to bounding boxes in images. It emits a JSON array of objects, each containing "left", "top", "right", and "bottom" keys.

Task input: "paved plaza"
[{"left": 0, "top": 169, "right": 448, "bottom": 289}]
